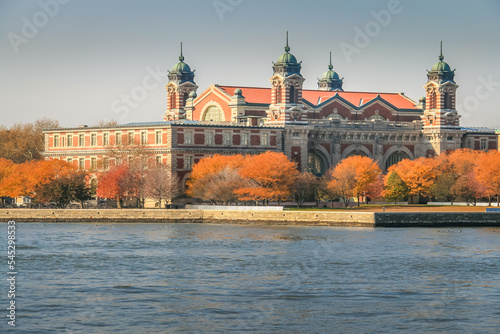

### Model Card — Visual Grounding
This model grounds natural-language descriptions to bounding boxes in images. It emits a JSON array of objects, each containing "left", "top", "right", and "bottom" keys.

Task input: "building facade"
[{"left": 44, "top": 37, "right": 498, "bottom": 185}]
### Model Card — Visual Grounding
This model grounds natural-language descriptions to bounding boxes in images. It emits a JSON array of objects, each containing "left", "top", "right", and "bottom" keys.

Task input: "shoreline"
[{"left": 1, "top": 209, "right": 499, "bottom": 227}]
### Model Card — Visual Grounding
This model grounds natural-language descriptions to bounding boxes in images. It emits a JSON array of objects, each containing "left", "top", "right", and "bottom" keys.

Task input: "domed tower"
[
  {"left": 421, "top": 42, "right": 462, "bottom": 155},
  {"left": 318, "top": 52, "right": 343, "bottom": 91},
  {"left": 164, "top": 43, "right": 198, "bottom": 121},
  {"left": 268, "top": 32, "right": 306, "bottom": 124}
]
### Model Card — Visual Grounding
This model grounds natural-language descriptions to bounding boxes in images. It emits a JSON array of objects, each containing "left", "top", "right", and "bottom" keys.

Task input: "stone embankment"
[{"left": 0, "top": 209, "right": 499, "bottom": 227}]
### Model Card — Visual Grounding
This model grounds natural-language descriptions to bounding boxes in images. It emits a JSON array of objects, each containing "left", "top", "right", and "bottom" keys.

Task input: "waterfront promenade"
[{"left": 1, "top": 208, "right": 499, "bottom": 227}]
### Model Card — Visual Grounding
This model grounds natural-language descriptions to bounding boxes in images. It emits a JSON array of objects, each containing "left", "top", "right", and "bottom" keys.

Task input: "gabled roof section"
[
  {"left": 217, "top": 85, "right": 272, "bottom": 104},
  {"left": 301, "top": 90, "right": 419, "bottom": 110},
  {"left": 208, "top": 85, "right": 419, "bottom": 111}
]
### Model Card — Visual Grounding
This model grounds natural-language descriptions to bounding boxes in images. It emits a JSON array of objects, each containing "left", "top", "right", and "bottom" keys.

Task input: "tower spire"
[
  {"left": 328, "top": 51, "right": 333, "bottom": 70},
  {"left": 284, "top": 31, "right": 290, "bottom": 53},
  {"left": 179, "top": 42, "right": 184, "bottom": 62},
  {"left": 439, "top": 41, "right": 444, "bottom": 61}
]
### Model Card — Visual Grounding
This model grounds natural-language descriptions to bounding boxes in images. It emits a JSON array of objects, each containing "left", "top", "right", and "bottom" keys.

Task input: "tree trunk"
[
  {"left": 117, "top": 197, "right": 122, "bottom": 209},
  {"left": 488, "top": 196, "right": 492, "bottom": 206}
]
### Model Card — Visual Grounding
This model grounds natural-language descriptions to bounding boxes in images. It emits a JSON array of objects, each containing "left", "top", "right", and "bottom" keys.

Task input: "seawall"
[{"left": 0, "top": 209, "right": 499, "bottom": 227}]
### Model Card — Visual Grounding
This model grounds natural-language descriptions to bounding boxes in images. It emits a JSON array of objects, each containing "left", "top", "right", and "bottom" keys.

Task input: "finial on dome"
[
  {"left": 284, "top": 31, "right": 290, "bottom": 53},
  {"left": 179, "top": 42, "right": 184, "bottom": 62},
  {"left": 328, "top": 51, "right": 333, "bottom": 70},
  {"left": 439, "top": 41, "right": 444, "bottom": 61}
]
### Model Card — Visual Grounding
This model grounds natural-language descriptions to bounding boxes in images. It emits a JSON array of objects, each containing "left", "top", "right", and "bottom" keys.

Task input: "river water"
[{"left": 2, "top": 223, "right": 500, "bottom": 333}]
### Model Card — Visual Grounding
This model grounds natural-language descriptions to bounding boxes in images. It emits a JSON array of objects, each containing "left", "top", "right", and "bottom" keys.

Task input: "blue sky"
[{"left": 1, "top": 0, "right": 499, "bottom": 128}]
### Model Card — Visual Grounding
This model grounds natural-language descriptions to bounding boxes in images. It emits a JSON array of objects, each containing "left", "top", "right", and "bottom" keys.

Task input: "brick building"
[{"left": 43, "top": 37, "right": 498, "bottom": 190}]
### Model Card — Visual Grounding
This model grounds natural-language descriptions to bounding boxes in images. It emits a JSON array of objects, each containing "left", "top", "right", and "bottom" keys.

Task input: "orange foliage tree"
[
  {"left": 1, "top": 159, "right": 75, "bottom": 200},
  {"left": 235, "top": 152, "right": 299, "bottom": 204},
  {"left": 475, "top": 150, "right": 500, "bottom": 205},
  {"left": 186, "top": 154, "right": 246, "bottom": 203},
  {"left": 96, "top": 163, "right": 137, "bottom": 209},
  {"left": 387, "top": 157, "right": 437, "bottom": 203},
  {"left": 0, "top": 158, "right": 15, "bottom": 207},
  {"left": 439, "top": 149, "right": 484, "bottom": 204},
  {"left": 327, "top": 156, "right": 381, "bottom": 207}
]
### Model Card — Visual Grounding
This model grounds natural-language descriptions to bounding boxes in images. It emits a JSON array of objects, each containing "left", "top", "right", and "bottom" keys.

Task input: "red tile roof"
[
  {"left": 217, "top": 85, "right": 418, "bottom": 110},
  {"left": 218, "top": 86, "right": 272, "bottom": 104}
]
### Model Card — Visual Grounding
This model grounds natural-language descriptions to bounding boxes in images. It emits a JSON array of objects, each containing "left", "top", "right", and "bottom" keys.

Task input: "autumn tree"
[
  {"left": 440, "top": 149, "right": 484, "bottom": 204},
  {"left": 388, "top": 157, "right": 437, "bottom": 203},
  {"left": 96, "top": 164, "right": 137, "bottom": 209},
  {"left": 327, "top": 156, "right": 381, "bottom": 207},
  {"left": 186, "top": 154, "right": 246, "bottom": 202},
  {"left": 1, "top": 159, "right": 75, "bottom": 199},
  {"left": 0, "top": 118, "right": 59, "bottom": 163},
  {"left": 0, "top": 158, "right": 15, "bottom": 207},
  {"left": 474, "top": 150, "right": 500, "bottom": 206},
  {"left": 236, "top": 152, "right": 299, "bottom": 205},
  {"left": 145, "top": 164, "right": 181, "bottom": 208}
]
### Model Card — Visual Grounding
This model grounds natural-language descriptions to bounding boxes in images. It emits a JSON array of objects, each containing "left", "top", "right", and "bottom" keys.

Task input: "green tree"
[{"left": 383, "top": 171, "right": 410, "bottom": 204}]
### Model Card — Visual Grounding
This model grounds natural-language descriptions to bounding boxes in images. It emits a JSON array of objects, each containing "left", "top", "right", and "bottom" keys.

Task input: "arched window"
[
  {"left": 202, "top": 106, "right": 225, "bottom": 122},
  {"left": 308, "top": 152, "right": 326, "bottom": 176},
  {"left": 289, "top": 85, "right": 295, "bottom": 104},
  {"left": 430, "top": 91, "right": 436, "bottom": 109},
  {"left": 346, "top": 150, "right": 368, "bottom": 158},
  {"left": 444, "top": 92, "right": 452, "bottom": 109},
  {"left": 276, "top": 85, "right": 282, "bottom": 104},
  {"left": 369, "top": 114, "right": 385, "bottom": 121},
  {"left": 385, "top": 151, "right": 410, "bottom": 170}
]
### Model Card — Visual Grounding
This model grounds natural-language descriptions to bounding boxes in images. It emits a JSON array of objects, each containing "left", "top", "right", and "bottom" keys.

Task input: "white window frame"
[
  {"left": 155, "top": 130, "right": 162, "bottom": 144},
  {"left": 184, "top": 130, "right": 193, "bottom": 145},
  {"left": 241, "top": 133, "right": 249, "bottom": 146},
  {"left": 185, "top": 156, "right": 193, "bottom": 170},
  {"left": 103, "top": 133, "right": 109, "bottom": 146},
  {"left": 261, "top": 133, "right": 269, "bottom": 146},
  {"left": 205, "top": 131, "right": 214, "bottom": 145}
]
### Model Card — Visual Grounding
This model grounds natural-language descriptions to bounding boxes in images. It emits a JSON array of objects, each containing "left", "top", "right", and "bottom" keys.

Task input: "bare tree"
[{"left": 146, "top": 164, "right": 180, "bottom": 208}]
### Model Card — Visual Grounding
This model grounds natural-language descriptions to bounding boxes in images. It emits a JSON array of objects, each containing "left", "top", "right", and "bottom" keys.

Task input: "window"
[
  {"left": 103, "top": 133, "right": 109, "bottom": 146},
  {"left": 115, "top": 132, "right": 122, "bottom": 145},
  {"left": 91, "top": 134, "right": 97, "bottom": 146},
  {"left": 205, "top": 132, "right": 214, "bottom": 145},
  {"left": 155, "top": 156, "right": 162, "bottom": 165},
  {"left": 67, "top": 134, "right": 72, "bottom": 147},
  {"left": 67, "top": 158, "right": 73, "bottom": 164},
  {"left": 141, "top": 132, "right": 147, "bottom": 144},
  {"left": 202, "top": 106, "right": 224, "bottom": 122},
  {"left": 128, "top": 132, "right": 134, "bottom": 145},
  {"left": 155, "top": 131, "right": 162, "bottom": 144},
  {"left": 241, "top": 133, "right": 249, "bottom": 146},
  {"left": 79, "top": 158, "right": 85, "bottom": 170},
  {"left": 447, "top": 136, "right": 453, "bottom": 141},
  {"left": 103, "top": 157, "right": 109, "bottom": 170},
  {"left": 480, "top": 139, "right": 487, "bottom": 150},
  {"left": 91, "top": 157, "right": 97, "bottom": 170},
  {"left": 293, "top": 132, "right": 300, "bottom": 138},
  {"left": 54, "top": 135, "right": 59, "bottom": 147},
  {"left": 261, "top": 133, "right": 269, "bottom": 146},
  {"left": 184, "top": 131, "right": 193, "bottom": 144},
  {"left": 79, "top": 134, "right": 85, "bottom": 147},
  {"left": 223, "top": 132, "right": 231, "bottom": 146},
  {"left": 385, "top": 151, "right": 410, "bottom": 170},
  {"left": 185, "top": 156, "right": 193, "bottom": 170}
]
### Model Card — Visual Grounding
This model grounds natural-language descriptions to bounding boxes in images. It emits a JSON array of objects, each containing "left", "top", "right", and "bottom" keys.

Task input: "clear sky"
[{"left": 1, "top": 0, "right": 499, "bottom": 128}]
